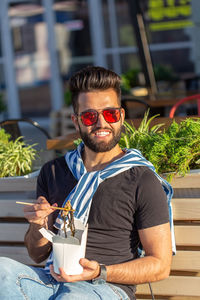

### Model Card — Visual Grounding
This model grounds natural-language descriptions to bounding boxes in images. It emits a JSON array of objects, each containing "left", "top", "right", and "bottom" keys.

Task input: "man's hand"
[
  {"left": 50, "top": 258, "right": 100, "bottom": 282},
  {"left": 24, "top": 196, "right": 57, "bottom": 227}
]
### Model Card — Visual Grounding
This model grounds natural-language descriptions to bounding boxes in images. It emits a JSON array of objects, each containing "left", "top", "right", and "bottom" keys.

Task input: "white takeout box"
[{"left": 39, "top": 218, "right": 88, "bottom": 275}]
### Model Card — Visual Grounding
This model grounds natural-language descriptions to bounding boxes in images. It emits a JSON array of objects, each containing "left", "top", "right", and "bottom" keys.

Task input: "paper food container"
[{"left": 39, "top": 218, "right": 88, "bottom": 275}]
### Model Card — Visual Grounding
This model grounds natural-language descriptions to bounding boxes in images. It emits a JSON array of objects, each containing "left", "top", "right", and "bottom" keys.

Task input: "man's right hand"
[{"left": 24, "top": 196, "right": 57, "bottom": 227}]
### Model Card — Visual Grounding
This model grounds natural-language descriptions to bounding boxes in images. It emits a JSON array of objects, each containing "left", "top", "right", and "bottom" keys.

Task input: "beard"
[{"left": 79, "top": 125, "right": 122, "bottom": 153}]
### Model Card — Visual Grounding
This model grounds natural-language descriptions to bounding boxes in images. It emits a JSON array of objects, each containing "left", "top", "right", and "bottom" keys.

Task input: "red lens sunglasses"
[{"left": 77, "top": 108, "right": 122, "bottom": 126}]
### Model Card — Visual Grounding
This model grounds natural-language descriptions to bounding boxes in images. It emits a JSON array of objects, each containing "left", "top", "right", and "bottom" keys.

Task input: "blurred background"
[{"left": 0, "top": 0, "right": 199, "bottom": 137}]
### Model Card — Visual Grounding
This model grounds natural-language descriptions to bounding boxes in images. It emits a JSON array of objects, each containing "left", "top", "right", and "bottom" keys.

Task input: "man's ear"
[
  {"left": 121, "top": 108, "right": 125, "bottom": 124},
  {"left": 71, "top": 114, "right": 80, "bottom": 131}
]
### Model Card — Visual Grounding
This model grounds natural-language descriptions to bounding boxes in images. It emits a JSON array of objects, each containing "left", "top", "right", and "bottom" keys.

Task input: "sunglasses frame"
[{"left": 77, "top": 107, "right": 122, "bottom": 126}]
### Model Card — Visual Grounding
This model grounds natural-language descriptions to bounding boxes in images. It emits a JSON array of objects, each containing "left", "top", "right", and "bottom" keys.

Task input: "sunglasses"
[{"left": 77, "top": 108, "right": 122, "bottom": 126}]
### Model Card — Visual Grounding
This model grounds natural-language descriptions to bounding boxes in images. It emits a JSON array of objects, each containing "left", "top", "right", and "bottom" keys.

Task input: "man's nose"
[{"left": 96, "top": 112, "right": 108, "bottom": 127}]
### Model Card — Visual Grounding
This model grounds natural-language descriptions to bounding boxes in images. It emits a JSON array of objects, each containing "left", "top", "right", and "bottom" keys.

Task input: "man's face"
[{"left": 72, "top": 89, "right": 125, "bottom": 153}]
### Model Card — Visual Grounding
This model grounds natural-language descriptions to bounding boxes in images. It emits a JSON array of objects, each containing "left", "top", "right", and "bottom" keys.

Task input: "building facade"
[{"left": 0, "top": 0, "right": 199, "bottom": 118}]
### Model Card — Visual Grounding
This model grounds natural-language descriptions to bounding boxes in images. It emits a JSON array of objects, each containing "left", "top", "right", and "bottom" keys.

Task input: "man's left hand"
[{"left": 50, "top": 258, "right": 100, "bottom": 282}]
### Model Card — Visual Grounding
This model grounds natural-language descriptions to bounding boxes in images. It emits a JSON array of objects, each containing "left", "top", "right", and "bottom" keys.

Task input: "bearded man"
[{"left": 0, "top": 66, "right": 173, "bottom": 300}]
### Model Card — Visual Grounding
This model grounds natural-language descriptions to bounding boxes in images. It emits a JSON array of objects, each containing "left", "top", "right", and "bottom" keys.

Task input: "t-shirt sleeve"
[
  {"left": 36, "top": 164, "right": 49, "bottom": 200},
  {"left": 135, "top": 169, "right": 169, "bottom": 230}
]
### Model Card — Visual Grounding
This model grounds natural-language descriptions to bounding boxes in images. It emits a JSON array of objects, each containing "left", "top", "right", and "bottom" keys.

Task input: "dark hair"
[{"left": 68, "top": 66, "right": 121, "bottom": 113}]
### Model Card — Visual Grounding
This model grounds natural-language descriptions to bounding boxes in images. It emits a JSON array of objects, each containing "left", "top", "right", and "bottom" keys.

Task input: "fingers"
[
  {"left": 50, "top": 265, "right": 71, "bottom": 282},
  {"left": 50, "top": 265, "right": 84, "bottom": 282},
  {"left": 37, "top": 196, "right": 58, "bottom": 208},
  {"left": 79, "top": 258, "right": 99, "bottom": 271},
  {"left": 49, "top": 259, "right": 101, "bottom": 283},
  {"left": 37, "top": 196, "right": 49, "bottom": 204},
  {"left": 23, "top": 197, "right": 50, "bottom": 212},
  {"left": 23, "top": 196, "right": 56, "bottom": 226},
  {"left": 79, "top": 257, "right": 89, "bottom": 267},
  {"left": 79, "top": 258, "right": 100, "bottom": 278}
]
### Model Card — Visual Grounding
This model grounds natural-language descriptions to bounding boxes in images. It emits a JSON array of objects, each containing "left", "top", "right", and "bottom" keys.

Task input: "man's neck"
[{"left": 82, "top": 145, "right": 125, "bottom": 172}]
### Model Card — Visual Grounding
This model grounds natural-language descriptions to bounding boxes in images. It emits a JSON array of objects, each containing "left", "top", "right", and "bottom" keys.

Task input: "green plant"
[
  {"left": 73, "top": 138, "right": 82, "bottom": 147},
  {"left": 121, "top": 64, "right": 178, "bottom": 94},
  {"left": 73, "top": 111, "right": 200, "bottom": 181},
  {"left": 0, "top": 129, "right": 37, "bottom": 177},
  {"left": 119, "top": 111, "right": 200, "bottom": 181},
  {"left": 121, "top": 68, "right": 141, "bottom": 94}
]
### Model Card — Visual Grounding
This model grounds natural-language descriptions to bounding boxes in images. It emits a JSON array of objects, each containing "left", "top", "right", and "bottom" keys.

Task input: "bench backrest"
[{"left": 0, "top": 177, "right": 43, "bottom": 266}]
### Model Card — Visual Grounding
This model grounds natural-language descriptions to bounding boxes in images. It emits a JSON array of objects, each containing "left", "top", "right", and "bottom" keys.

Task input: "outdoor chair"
[
  {"left": 169, "top": 93, "right": 200, "bottom": 118},
  {"left": 121, "top": 97, "right": 151, "bottom": 119}
]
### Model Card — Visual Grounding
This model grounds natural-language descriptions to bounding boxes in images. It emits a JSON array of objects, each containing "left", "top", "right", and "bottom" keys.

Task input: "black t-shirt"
[{"left": 37, "top": 156, "right": 169, "bottom": 300}]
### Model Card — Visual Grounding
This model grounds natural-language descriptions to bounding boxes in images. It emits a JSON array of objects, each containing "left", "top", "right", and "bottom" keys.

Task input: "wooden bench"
[
  {"left": 136, "top": 171, "right": 200, "bottom": 299},
  {"left": 0, "top": 176, "right": 41, "bottom": 266},
  {"left": 0, "top": 172, "right": 200, "bottom": 299}
]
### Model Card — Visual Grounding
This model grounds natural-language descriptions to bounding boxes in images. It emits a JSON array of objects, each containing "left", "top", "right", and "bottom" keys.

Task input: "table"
[{"left": 47, "top": 132, "right": 80, "bottom": 150}]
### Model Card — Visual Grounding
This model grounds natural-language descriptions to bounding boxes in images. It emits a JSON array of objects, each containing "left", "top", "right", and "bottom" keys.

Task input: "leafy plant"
[
  {"left": 73, "top": 111, "right": 200, "bottom": 181},
  {"left": 121, "top": 64, "right": 178, "bottom": 94},
  {"left": 0, "top": 129, "right": 37, "bottom": 177},
  {"left": 120, "top": 111, "right": 200, "bottom": 181},
  {"left": 121, "top": 68, "right": 141, "bottom": 94},
  {"left": 73, "top": 138, "right": 82, "bottom": 147}
]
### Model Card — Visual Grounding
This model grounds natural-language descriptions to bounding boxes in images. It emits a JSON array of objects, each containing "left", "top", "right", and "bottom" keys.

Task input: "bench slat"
[
  {"left": 0, "top": 200, "right": 34, "bottom": 217},
  {"left": 0, "top": 246, "right": 45, "bottom": 266},
  {"left": 170, "top": 171, "right": 200, "bottom": 189},
  {"left": 172, "top": 198, "right": 200, "bottom": 221},
  {"left": 1, "top": 197, "right": 199, "bottom": 220},
  {"left": 0, "top": 223, "right": 29, "bottom": 242},
  {"left": 1, "top": 223, "right": 200, "bottom": 246},
  {"left": 171, "top": 250, "right": 200, "bottom": 272},
  {"left": 2, "top": 197, "right": 199, "bottom": 220},
  {"left": 136, "top": 276, "right": 200, "bottom": 296},
  {"left": 1, "top": 247, "right": 199, "bottom": 273},
  {"left": 175, "top": 225, "right": 200, "bottom": 247},
  {"left": 1, "top": 198, "right": 200, "bottom": 220}
]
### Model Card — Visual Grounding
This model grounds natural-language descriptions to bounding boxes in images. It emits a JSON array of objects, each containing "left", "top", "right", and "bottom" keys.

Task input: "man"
[{"left": 0, "top": 66, "right": 172, "bottom": 300}]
